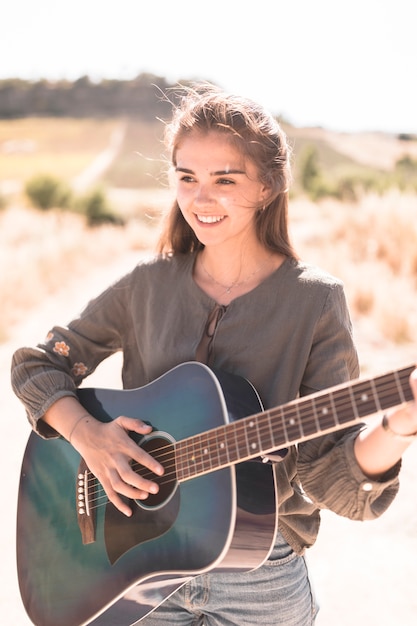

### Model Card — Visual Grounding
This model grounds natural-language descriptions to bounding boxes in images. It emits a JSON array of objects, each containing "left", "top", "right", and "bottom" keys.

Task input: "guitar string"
[
  {"left": 81, "top": 373, "right": 411, "bottom": 501},
  {"left": 82, "top": 375, "right": 410, "bottom": 503},
  {"left": 83, "top": 371, "right": 410, "bottom": 491},
  {"left": 80, "top": 375, "right": 411, "bottom": 511}
]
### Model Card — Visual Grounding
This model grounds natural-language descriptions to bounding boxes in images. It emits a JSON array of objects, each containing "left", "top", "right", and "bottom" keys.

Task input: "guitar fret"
[
  {"left": 351, "top": 380, "right": 378, "bottom": 418},
  {"left": 259, "top": 413, "right": 275, "bottom": 450},
  {"left": 266, "top": 410, "right": 277, "bottom": 449},
  {"left": 199, "top": 431, "right": 212, "bottom": 474},
  {"left": 310, "top": 397, "right": 321, "bottom": 433},
  {"left": 227, "top": 421, "right": 239, "bottom": 464},
  {"left": 176, "top": 364, "right": 415, "bottom": 482},
  {"left": 244, "top": 417, "right": 261, "bottom": 457},
  {"left": 177, "top": 438, "right": 189, "bottom": 480},
  {"left": 283, "top": 405, "right": 302, "bottom": 441},
  {"left": 298, "top": 401, "right": 316, "bottom": 437},
  {"left": 348, "top": 385, "right": 360, "bottom": 420},
  {"left": 370, "top": 378, "right": 382, "bottom": 413},
  {"left": 312, "top": 394, "right": 335, "bottom": 430},
  {"left": 216, "top": 426, "right": 229, "bottom": 466},
  {"left": 393, "top": 370, "right": 407, "bottom": 404},
  {"left": 277, "top": 405, "right": 289, "bottom": 444},
  {"left": 331, "top": 388, "right": 352, "bottom": 425}
]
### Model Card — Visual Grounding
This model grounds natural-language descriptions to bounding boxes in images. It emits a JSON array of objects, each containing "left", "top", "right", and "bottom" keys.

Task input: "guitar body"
[{"left": 17, "top": 363, "right": 278, "bottom": 626}]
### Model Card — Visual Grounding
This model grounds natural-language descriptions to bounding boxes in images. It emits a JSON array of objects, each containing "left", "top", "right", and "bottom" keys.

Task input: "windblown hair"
[{"left": 158, "top": 84, "right": 296, "bottom": 258}]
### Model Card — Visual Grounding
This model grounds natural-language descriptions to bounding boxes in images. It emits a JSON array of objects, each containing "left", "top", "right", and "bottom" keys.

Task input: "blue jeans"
[{"left": 140, "top": 531, "right": 318, "bottom": 625}]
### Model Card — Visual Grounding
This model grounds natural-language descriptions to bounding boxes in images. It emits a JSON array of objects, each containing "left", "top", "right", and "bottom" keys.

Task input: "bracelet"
[
  {"left": 68, "top": 413, "right": 91, "bottom": 443},
  {"left": 381, "top": 414, "right": 417, "bottom": 440}
]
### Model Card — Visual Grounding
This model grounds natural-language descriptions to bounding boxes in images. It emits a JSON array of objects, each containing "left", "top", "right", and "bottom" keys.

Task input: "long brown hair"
[{"left": 158, "top": 84, "right": 296, "bottom": 258}]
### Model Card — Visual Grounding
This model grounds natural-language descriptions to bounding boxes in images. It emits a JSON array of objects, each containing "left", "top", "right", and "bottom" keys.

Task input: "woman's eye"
[
  {"left": 217, "top": 178, "right": 234, "bottom": 185},
  {"left": 180, "top": 175, "right": 195, "bottom": 183}
]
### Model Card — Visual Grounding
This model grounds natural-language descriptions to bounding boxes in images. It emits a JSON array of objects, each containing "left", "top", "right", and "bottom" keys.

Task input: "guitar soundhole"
[{"left": 135, "top": 432, "right": 178, "bottom": 510}]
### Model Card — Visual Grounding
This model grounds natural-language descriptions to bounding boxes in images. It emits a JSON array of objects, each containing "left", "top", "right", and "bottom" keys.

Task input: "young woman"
[{"left": 12, "top": 85, "right": 417, "bottom": 625}]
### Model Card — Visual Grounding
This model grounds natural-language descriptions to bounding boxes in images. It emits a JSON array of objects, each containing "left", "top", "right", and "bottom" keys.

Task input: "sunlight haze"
[{"left": 1, "top": 0, "right": 416, "bottom": 134}]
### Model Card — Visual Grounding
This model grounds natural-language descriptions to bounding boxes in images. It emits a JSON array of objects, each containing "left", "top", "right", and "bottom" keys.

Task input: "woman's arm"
[
  {"left": 354, "top": 369, "right": 417, "bottom": 478},
  {"left": 42, "top": 396, "right": 165, "bottom": 517}
]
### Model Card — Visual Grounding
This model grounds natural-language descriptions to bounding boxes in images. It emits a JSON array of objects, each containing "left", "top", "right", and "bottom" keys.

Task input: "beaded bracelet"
[{"left": 381, "top": 414, "right": 417, "bottom": 440}]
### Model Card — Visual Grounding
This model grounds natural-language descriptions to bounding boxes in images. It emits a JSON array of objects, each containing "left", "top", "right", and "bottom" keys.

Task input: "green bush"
[
  {"left": 25, "top": 174, "right": 72, "bottom": 210},
  {"left": 298, "top": 145, "right": 321, "bottom": 194},
  {"left": 75, "top": 187, "right": 124, "bottom": 227}
]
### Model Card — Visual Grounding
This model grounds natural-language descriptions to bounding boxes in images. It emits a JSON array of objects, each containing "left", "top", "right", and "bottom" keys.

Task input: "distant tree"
[{"left": 0, "top": 74, "right": 189, "bottom": 119}]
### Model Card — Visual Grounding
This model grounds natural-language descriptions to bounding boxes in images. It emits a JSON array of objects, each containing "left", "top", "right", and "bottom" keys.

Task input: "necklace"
[{"left": 200, "top": 254, "right": 273, "bottom": 295}]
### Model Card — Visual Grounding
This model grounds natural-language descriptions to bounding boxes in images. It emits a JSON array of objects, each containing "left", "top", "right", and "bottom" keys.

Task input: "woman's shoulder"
[{"left": 286, "top": 257, "right": 344, "bottom": 290}]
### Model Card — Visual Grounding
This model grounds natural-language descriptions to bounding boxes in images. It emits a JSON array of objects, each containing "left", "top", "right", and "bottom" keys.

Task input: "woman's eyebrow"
[
  {"left": 175, "top": 167, "right": 246, "bottom": 175},
  {"left": 212, "top": 169, "right": 246, "bottom": 176}
]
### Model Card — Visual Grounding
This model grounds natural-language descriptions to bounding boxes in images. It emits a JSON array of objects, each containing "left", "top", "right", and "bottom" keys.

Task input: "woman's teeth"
[{"left": 197, "top": 215, "right": 225, "bottom": 224}]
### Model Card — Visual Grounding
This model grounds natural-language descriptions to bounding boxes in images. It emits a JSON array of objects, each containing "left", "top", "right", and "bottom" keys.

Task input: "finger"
[
  {"left": 110, "top": 418, "right": 165, "bottom": 476},
  {"left": 115, "top": 415, "right": 153, "bottom": 434},
  {"left": 118, "top": 456, "right": 161, "bottom": 494},
  {"left": 104, "top": 481, "right": 134, "bottom": 517},
  {"left": 101, "top": 467, "right": 158, "bottom": 517},
  {"left": 129, "top": 442, "right": 165, "bottom": 478}
]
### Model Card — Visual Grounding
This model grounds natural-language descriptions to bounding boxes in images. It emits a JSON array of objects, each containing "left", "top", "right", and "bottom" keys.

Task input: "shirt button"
[{"left": 362, "top": 482, "right": 373, "bottom": 492}]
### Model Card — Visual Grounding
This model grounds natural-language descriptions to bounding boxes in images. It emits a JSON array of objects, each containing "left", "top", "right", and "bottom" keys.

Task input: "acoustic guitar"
[{"left": 16, "top": 361, "right": 415, "bottom": 625}]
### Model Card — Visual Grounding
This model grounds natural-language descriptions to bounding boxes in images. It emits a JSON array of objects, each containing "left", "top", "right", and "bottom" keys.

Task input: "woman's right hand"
[{"left": 42, "top": 397, "right": 165, "bottom": 517}]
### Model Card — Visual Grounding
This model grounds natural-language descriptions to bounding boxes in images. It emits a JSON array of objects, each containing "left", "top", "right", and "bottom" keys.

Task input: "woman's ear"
[{"left": 259, "top": 184, "right": 272, "bottom": 207}]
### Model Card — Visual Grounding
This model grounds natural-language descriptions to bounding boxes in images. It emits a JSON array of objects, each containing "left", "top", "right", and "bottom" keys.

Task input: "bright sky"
[{"left": 2, "top": 0, "right": 416, "bottom": 134}]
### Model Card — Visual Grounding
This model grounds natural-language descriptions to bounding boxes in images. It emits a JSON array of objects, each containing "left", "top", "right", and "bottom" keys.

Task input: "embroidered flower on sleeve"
[
  {"left": 72, "top": 362, "right": 88, "bottom": 377},
  {"left": 45, "top": 331, "right": 54, "bottom": 343},
  {"left": 53, "top": 341, "right": 70, "bottom": 357}
]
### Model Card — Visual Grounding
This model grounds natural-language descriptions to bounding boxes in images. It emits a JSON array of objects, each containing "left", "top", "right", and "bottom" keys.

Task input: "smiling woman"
[
  {"left": 171, "top": 131, "right": 284, "bottom": 304},
  {"left": 11, "top": 83, "right": 417, "bottom": 626}
]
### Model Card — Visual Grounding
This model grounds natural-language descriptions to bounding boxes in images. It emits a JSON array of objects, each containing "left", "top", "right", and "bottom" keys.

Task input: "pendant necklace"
[{"left": 200, "top": 254, "right": 272, "bottom": 295}]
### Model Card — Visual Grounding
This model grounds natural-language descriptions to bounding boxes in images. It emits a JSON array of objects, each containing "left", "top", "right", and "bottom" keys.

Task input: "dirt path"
[
  {"left": 72, "top": 121, "right": 127, "bottom": 191},
  {"left": 2, "top": 249, "right": 416, "bottom": 625}
]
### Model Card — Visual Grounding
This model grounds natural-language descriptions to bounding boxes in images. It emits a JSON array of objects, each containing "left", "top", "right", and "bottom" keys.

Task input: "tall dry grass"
[
  {"left": 1, "top": 191, "right": 416, "bottom": 354},
  {"left": 0, "top": 204, "right": 159, "bottom": 342},
  {"left": 291, "top": 191, "right": 417, "bottom": 346}
]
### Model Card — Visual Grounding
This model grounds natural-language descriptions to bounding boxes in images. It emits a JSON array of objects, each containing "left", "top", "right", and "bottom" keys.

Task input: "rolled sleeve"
[{"left": 297, "top": 428, "right": 401, "bottom": 520}]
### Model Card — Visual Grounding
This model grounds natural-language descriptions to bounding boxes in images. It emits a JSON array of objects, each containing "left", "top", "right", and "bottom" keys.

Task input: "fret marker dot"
[
  {"left": 251, "top": 443, "right": 257, "bottom": 450},
  {"left": 361, "top": 393, "right": 368, "bottom": 402},
  {"left": 249, "top": 421, "right": 255, "bottom": 428},
  {"left": 220, "top": 442, "right": 225, "bottom": 449},
  {"left": 289, "top": 418, "right": 296, "bottom": 425},
  {"left": 322, "top": 407, "right": 328, "bottom": 415},
  {"left": 204, "top": 448, "right": 208, "bottom": 455}
]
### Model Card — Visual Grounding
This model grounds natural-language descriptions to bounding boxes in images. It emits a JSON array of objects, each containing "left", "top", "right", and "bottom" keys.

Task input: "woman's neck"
[{"left": 194, "top": 246, "right": 285, "bottom": 305}]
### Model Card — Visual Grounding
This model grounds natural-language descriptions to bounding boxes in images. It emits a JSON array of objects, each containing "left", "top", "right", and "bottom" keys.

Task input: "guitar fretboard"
[{"left": 176, "top": 365, "right": 415, "bottom": 481}]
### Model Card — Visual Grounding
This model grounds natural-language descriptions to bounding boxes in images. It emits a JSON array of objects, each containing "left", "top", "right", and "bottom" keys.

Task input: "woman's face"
[{"left": 173, "top": 131, "right": 269, "bottom": 249}]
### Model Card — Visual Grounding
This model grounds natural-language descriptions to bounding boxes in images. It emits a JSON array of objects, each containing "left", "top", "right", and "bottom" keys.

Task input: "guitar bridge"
[{"left": 76, "top": 458, "right": 96, "bottom": 544}]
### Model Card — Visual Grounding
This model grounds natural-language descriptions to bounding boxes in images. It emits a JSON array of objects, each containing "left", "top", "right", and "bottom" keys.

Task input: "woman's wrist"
[{"left": 68, "top": 413, "right": 91, "bottom": 443}]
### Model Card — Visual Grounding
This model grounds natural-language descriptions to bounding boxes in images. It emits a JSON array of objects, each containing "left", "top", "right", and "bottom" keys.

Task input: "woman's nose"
[{"left": 194, "top": 184, "right": 214, "bottom": 206}]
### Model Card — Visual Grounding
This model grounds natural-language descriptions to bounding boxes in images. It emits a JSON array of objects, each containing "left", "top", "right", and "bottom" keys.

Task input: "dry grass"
[
  {"left": 290, "top": 191, "right": 417, "bottom": 348},
  {"left": 0, "top": 204, "right": 160, "bottom": 341},
  {"left": 2, "top": 190, "right": 416, "bottom": 351}
]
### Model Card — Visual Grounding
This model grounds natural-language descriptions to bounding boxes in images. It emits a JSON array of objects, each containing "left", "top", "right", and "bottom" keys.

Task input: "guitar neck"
[{"left": 177, "top": 364, "right": 415, "bottom": 481}]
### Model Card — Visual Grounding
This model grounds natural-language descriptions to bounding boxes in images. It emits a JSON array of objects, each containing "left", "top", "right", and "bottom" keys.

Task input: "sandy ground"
[{"left": 2, "top": 251, "right": 416, "bottom": 625}]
